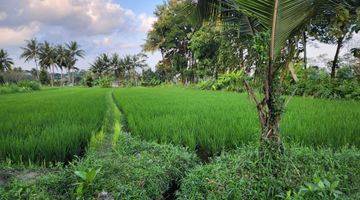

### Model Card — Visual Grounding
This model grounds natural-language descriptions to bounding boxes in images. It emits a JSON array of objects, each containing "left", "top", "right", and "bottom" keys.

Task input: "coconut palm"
[
  {"left": 20, "top": 38, "right": 41, "bottom": 80},
  {"left": 55, "top": 45, "right": 68, "bottom": 86},
  {"left": 0, "top": 49, "right": 14, "bottom": 72},
  {"left": 196, "top": 0, "right": 338, "bottom": 153},
  {"left": 111, "top": 53, "right": 124, "bottom": 84},
  {"left": 66, "top": 41, "right": 85, "bottom": 85},
  {"left": 39, "top": 41, "right": 57, "bottom": 86}
]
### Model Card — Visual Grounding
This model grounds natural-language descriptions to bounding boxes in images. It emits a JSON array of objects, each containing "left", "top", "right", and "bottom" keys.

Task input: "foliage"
[
  {"left": 1, "top": 135, "right": 198, "bottom": 199},
  {"left": 96, "top": 76, "right": 113, "bottom": 88},
  {"left": 74, "top": 168, "right": 101, "bottom": 199},
  {"left": 0, "top": 49, "right": 13, "bottom": 72},
  {"left": 198, "top": 70, "right": 245, "bottom": 92},
  {"left": 39, "top": 69, "right": 50, "bottom": 85},
  {"left": 0, "top": 88, "right": 109, "bottom": 163},
  {"left": 0, "top": 68, "right": 34, "bottom": 84},
  {"left": 17, "top": 80, "right": 41, "bottom": 91},
  {"left": 114, "top": 87, "right": 360, "bottom": 154},
  {"left": 141, "top": 69, "right": 162, "bottom": 86},
  {"left": 83, "top": 72, "right": 94, "bottom": 87},
  {"left": 178, "top": 145, "right": 360, "bottom": 199},
  {"left": 0, "top": 81, "right": 41, "bottom": 95},
  {"left": 283, "top": 66, "right": 360, "bottom": 100}
]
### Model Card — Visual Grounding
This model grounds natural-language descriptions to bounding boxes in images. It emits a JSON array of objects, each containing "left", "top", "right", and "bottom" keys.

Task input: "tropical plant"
[
  {"left": 39, "top": 41, "right": 57, "bottom": 86},
  {"left": 196, "top": 0, "right": 340, "bottom": 155},
  {"left": 310, "top": 1, "right": 360, "bottom": 78},
  {"left": 20, "top": 38, "right": 41, "bottom": 80},
  {"left": 55, "top": 45, "right": 68, "bottom": 86},
  {"left": 0, "top": 49, "right": 13, "bottom": 72},
  {"left": 66, "top": 41, "right": 85, "bottom": 85}
]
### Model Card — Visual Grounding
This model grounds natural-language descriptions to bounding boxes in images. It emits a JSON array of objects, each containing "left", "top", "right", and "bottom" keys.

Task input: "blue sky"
[
  {"left": 0, "top": 0, "right": 359, "bottom": 71},
  {"left": 0, "top": 0, "right": 163, "bottom": 71}
]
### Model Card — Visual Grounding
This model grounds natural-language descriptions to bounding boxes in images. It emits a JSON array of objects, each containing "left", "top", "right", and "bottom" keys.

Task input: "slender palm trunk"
[
  {"left": 51, "top": 65, "right": 54, "bottom": 87},
  {"left": 34, "top": 58, "right": 40, "bottom": 80},
  {"left": 303, "top": 31, "right": 307, "bottom": 69},
  {"left": 72, "top": 69, "right": 75, "bottom": 85},
  {"left": 68, "top": 68, "right": 71, "bottom": 85},
  {"left": 61, "top": 69, "right": 64, "bottom": 86},
  {"left": 331, "top": 37, "right": 343, "bottom": 79}
]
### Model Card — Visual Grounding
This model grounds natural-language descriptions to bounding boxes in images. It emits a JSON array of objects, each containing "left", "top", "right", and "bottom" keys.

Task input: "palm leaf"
[{"left": 232, "top": 0, "right": 318, "bottom": 59}]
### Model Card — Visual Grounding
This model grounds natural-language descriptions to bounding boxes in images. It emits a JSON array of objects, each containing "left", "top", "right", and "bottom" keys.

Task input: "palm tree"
[
  {"left": 20, "top": 38, "right": 41, "bottom": 80},
  {"left": 196, "top": 0, "right": 337, "bottom": 154},
  {"left": 111, "top": 53, "right": 123, "bottom": 84},
  {"left": 55, "top": 45, "right": 68, "bottom": 86},
  {"left": 39, "top": 41, "right": 57, "bottom": 86},
  {"left": 0, "top": 49, "right": 14, "bottom": 72},
  {"left": 66, "top": 41, "right": 85, "bottom": 85}
]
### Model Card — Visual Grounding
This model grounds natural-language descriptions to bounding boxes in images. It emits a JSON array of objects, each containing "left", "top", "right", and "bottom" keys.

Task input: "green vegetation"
[
  {"left": 178, "top": 145, "right": 360, "bottom": 199},
  {"left": 0, "top": 88, "right": 109, "bottom": 163},
  {"left": 114, "top": 87, "right": 360, "bottom": 154},
  {"left": 1, "top": 91, "right": 198, "bottom": 199},
  {"left": 0, "top": 81, "right": 41, "bottom": 95}
]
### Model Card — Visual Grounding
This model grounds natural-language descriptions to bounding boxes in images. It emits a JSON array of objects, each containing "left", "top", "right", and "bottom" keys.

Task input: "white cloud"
[
  {"left": 138, "top": 13, "right": 157, "bottom": 33},
  {"left": 1, "top": 0, "right": 137, "bottom": 36},
  {"left": 0, "top": 12, "right": 7, "bottom": 21},
  {"left": 0, "top": 23, "right": 40, "bottom": 46}
]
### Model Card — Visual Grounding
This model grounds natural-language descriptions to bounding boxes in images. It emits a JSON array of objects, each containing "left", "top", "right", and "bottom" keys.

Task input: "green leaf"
[{"left": 74, "top": 171, "right": 87, "bottom": 181}]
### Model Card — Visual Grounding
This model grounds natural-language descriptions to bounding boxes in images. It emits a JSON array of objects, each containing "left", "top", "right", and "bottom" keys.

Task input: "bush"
[
  {"left": 197, "top": 70, "right": 245, "bottom": 92},
  {"left": 17, "top": 80, "right": 41, "bottom": 91},
  {"left": 0, "top": 81, "right": 41, "bottom": 95},
  {"left": 1, "top": 135, "right": 198, "bottom": 199},
  {"left": 96, "top": 76, "right": 113, "bottom": 88},
  {"left": 39, "top": 70, "right": 50, "bottom": 85},
  {"left": 178, "top": 146, "right": 360, "bottom": 199},
  {"left": 83, "top": 73, "right": 94, "bottom": 87}
]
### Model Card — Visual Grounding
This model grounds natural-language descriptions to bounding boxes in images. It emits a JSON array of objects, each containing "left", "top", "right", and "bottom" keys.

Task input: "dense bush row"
[
  {"left": 178, "top": 145, "right": 360, "bottom": 199},
  {"left": 0, "top": 80, "right": 41, "bottom": 95},
  {"left": 196, "top": 66, "right": 360, "bottom": 100}
]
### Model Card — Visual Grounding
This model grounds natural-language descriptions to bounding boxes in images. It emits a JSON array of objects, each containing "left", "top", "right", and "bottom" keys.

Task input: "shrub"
[
  {"left": 197, "top": 70, "right": 245, "bottom": 92},
  {"left": 97, "top": 76, "right": 113, "bottom": 88},
  {"left": 83, "top": 73, "right": 94, "bottom": 87},
  {"left": 39, "top": 69, "right": 50, "bottom": 85},
  {"left": 178, "top": 146, "right": 360, "bottom": 200},
  {"left": 17, "top": 80, "right": 41, "bottom": 91}
]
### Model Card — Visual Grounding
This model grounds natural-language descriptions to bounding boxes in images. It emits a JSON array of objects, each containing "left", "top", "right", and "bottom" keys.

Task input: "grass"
[
  {"left": 113, "top": 87, "right": 360, "bottom": 153},
  {"left": 0, "top": 93, "right": 198, "bottom": 200},
  {"left": 0, "top": 88, "right": 110, "bottom": 163}
]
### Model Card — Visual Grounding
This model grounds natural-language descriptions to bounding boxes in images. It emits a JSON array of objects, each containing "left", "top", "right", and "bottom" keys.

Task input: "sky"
[{"left": 0, "top": 0, "right": 359, "bottom": 71}]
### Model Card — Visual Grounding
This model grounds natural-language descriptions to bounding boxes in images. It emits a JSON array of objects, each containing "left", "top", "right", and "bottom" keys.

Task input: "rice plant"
[
  {"left": 0, "top": 88, "right": 110, "bottom": 163},
  {"left": 113, "top": 87, "right": 360, "bottom": 153}
]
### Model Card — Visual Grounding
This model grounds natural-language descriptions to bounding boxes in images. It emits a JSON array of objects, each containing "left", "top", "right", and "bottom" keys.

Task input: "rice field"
[
  {"left": 0, "top": 88, "right": 110, "bottom": 163},
  {"left": 114, "top": 87, "right": 360, "bottom": 153}
]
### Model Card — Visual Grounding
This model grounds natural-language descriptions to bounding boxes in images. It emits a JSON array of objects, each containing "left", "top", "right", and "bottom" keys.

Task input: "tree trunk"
[
  {"left": 35, "top": 59, "right": 40, "bottom": 80},
  {"left": 61, "top": 69, "right": 64, "bottom": 86},
  {"left": 72, "top": 70, "right": 75, "bottom": 85},
  {"left": 331, "top": 37, "right": 343, "bottom": 79},
  {"left": 51, "top": 65, "right": 54, "bottom": 87},
  {"left": 68, "top": 69, "right": 71, "bottom": 85},
  {"left": 303, "top": 31, "right": 307, "bottom": 69}
]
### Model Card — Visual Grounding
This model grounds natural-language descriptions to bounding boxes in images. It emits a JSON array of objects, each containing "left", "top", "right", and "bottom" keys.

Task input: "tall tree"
[
  {"left": 197, "top": 0, "right": 339, "bottom": 155},
  {"left": 55, "top": 45, "right": 68, "bottom": 86},
  {"left": 310, "top": 2, "right": 360, "bottom": 78},
  {"left": 20, "top": 38, "right": 41, "bottom": 80},
  {"left": 39, "top": 41, "right": 57, "bottom": 86},
  {"left": 66, "top": 41, "right": 85, "bottom": 85},
  {"left": 0, "top": 49, "right": 13, "bottom": 72}
]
